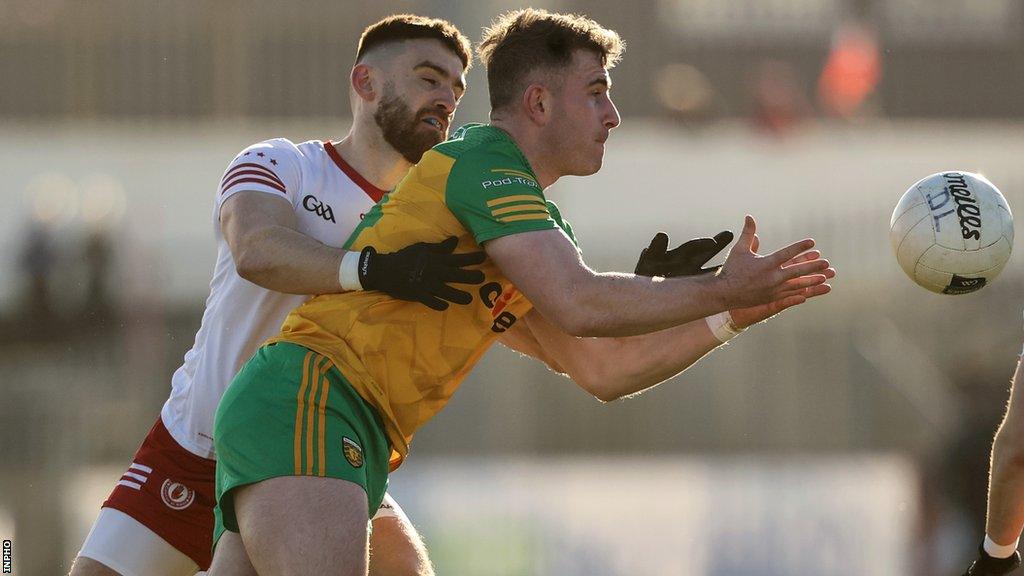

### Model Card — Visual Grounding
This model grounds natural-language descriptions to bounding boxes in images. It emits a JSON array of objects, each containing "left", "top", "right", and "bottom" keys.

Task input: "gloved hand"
[
  {"left": 358, "top": 236, "right": 486, "bottom": 311},
  {"left": 963, "top": 546, "right": 1021, "bottom": 576},
  {"left": 634, "top": 231, "right": 733, "bottom": 277}
]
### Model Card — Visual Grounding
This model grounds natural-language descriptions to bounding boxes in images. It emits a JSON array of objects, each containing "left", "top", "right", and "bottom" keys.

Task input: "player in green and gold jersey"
[{"left": 209, "top": 9, "right": 836, "bottom": 575}]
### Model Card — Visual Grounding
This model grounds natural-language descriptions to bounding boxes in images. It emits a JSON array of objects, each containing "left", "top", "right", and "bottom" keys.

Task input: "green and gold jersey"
[{"left": 270, "top": 124, "right": 577, "bottom": 468}]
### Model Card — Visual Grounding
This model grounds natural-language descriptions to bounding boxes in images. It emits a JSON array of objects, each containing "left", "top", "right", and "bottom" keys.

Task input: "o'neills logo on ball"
[
  {"left": 160, "top": 480, "right": 196, "bottom": 511},
  {"left": 926, "top": 172, "right": 984, "bottom": 240},
  {"left": 943, "top": 172, "right": 983, "bottom": 240}
]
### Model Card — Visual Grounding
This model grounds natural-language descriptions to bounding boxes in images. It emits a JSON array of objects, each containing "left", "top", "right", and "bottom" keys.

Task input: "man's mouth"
[{"left": 422, "top": 116, "right": 446, "bottom": 132}]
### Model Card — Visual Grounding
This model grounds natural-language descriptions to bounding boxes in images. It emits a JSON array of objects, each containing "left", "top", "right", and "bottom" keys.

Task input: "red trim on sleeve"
[
  {"left": 221, "top": 177, "right": 287, "bottom": 195},
  {"left": 324, "top": 141, "right": 387, "bottom": 203},
  {"left": 221, "top": 168, "right": 286, "bottom": 190}
]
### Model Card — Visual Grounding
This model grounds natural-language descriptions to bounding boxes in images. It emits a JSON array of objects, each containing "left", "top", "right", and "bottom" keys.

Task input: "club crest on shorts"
[
  {"left": 342, "top": 437, "right": 364, "bottom": 468},
  {"left": 160, "top": 479, "right": 195, "bottom": 511}
]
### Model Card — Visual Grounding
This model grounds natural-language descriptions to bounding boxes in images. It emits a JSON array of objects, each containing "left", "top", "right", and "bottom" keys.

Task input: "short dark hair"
[
  {"left": 477, "top": 9, "right": 624, "bottom": 110},
  {"left": 356, "top": 14, "right": 472, "bottom": 71}
]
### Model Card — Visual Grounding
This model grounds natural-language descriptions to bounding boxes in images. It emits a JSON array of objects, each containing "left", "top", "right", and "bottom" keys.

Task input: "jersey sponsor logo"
[
  {"left": 480, "top": 282, "right": 519, "bottom": 333},
  {"left": 482, "top": 176, "right": 538, "bottom": 189},
  {"left": 160, "top": 479, "right": 196, "bottom": 511},
  {"left": 342, "top": 437, "right": 364, "bottom": 468},
  {"left": 303, "top": 194, "right": 337, "bottom": 223},
  {"left": 482, "top": 168, "right": 538, "bottom": 190}
]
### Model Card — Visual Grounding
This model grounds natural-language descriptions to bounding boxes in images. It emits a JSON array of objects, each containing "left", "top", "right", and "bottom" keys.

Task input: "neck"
[
  {"left": 490, "top": 117, "right": 561, "bottom": 190},
  {"left": 331, "top": 119, "right": 412, "bottom": 191}
]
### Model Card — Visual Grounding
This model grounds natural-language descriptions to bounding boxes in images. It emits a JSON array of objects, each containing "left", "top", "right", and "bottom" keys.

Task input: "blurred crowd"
[{"left": 12, "top": 220, "right": 116, "bottom": 340}]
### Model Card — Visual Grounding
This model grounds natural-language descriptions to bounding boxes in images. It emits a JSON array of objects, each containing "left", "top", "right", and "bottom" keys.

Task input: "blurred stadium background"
[{"left": 2, "top": 0, "right": 1024, "bottom": 574}]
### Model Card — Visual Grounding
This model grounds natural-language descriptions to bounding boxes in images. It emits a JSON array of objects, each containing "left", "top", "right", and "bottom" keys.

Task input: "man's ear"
[
  {"left": 523, "top": 84, "right": 551, "bottom": 126},
  {"left": 351, "top": 63, "right": 376, "bottom": 102}
]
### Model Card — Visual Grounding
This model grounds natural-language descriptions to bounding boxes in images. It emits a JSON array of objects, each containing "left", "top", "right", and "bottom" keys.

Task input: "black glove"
[
  {"left": 634, "top": 231, "right": 734, "bottom": 277},
  {"left": 358, "top": 236, "right": 486, "bottom": 311},
  {"left": 963, "top": 545, "right": 1022, "bottom": 576}
]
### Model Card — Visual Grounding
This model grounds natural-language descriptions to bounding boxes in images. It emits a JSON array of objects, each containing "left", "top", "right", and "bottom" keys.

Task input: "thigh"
[
  {"left": 235, "top": 476, "right": 370, "bottom": 576},
  {"left": 369, "top": 494, "right": 434, "bottom": 576},
  {"left": 73, "top": 508, "right": 199, "bottom": 576},
  {"left": 206, "top": 531, "right": 256, "bottom": 576}
]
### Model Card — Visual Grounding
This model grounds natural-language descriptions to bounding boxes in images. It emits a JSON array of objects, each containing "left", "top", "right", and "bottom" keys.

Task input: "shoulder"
[
  {"left": 219, "top": 138, "right": 306, "bottom": 201},
  {"left": 237, "top": 137, "right": 302, "bottom": 156},
  {"left": 441, "top": 127, "right": 536, "bottom": 186},
  {"left": 227, "top": 138, "right": 307, "bottom": 169}
]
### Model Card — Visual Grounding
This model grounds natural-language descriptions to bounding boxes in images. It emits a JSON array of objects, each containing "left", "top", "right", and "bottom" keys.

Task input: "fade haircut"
[
  {"left": 356, "top": 14, "right": 472, "bottom": 71},
  {"left": 477, "top": 8, "right": 624, "bottom": 110}
]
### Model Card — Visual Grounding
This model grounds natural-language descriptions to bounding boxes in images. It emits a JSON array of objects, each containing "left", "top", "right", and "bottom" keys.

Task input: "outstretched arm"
[
  {"left": 500, "top": 270, "right": 830, "bottom": 402},
  {"left": 501, "top": 310, "right": 719, "bottom": 401},
  {"left": 486, "top": 216, "right": 829, "bottom": 338}
]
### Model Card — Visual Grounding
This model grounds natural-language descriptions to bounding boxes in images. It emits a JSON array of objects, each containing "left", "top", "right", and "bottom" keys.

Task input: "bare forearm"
[
  {"left": 987, "top": 358, "right": 1024, "bottom": 545},
  {"left": 486, "top": 225, "right": 828, "bottom": 339},
  {"left": 519, "top": 311, "right": 723, "bottom": 401},
  {"left": 565, "top": 272, "right": 729, "bottom": 338},
  {"left": 235, "top": 224, "right": 346, "bottom": 295},
  {"left": 580, "top": 319, "right": 721, "bottom": 400}
]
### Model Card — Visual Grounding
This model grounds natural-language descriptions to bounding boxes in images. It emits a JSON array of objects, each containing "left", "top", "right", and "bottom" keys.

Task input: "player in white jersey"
[{"left": 70, "top": 15, "right": 476, "bottom": 576}]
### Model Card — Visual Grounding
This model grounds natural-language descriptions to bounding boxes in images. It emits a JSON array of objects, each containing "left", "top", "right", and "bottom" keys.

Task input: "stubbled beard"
[{"left": 374, "top": 87, "right": 444, "bottom": 164}]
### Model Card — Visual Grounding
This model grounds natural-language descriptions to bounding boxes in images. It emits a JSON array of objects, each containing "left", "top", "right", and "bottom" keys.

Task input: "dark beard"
[{"left": 374, "top": 89, "right": 444, "bottom": 164}]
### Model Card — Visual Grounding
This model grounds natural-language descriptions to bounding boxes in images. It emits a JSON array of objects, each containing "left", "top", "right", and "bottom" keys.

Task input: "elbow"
[
  {"left": 591, "top": 386, "right": 626, "bottom": 403},
  {"left": 570, "top": 363, "right": 628, "bottom": 403},
  {"left": 233, "top": 245, "right": 269, "bottom": 283}
]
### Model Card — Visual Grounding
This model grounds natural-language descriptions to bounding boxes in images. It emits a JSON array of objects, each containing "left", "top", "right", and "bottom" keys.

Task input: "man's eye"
[{"left": 423, "top": 78, "right": 439, "bottom": 86}]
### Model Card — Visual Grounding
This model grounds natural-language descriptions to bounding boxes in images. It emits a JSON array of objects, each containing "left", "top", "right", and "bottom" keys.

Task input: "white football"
[{"left": 889, "top": 171, "right": 1013, "bottom": 294}]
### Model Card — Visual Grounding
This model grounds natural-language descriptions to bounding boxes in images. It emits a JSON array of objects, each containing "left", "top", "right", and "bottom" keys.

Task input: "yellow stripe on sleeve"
[
  {"left": 490, "top": 205, "right": 551, "bottom": 217},
  {"left": 491, "top": 168, "right": 535, "bottom": 180},
  {"left": 498, "top": 213, "right": 552, "bottom": 223},
  {"left": 486, "top": 195, "right": 546, "bottom": 208}
]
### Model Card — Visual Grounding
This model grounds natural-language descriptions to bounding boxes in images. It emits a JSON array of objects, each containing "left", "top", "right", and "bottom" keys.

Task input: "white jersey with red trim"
[{"left": 160, "top": 138, "right": 386, "bottom": 459}]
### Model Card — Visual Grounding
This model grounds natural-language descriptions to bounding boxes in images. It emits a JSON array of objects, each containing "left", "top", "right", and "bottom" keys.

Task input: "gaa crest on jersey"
[
  {"left": 342, "top": 437, "right": 364, "bottom": 468},
  {"left": 303, "top": 194, "right": 337, "bottom": 223},
  {"left": 160, "top": 479, "right": 196, "bottom": 511}
]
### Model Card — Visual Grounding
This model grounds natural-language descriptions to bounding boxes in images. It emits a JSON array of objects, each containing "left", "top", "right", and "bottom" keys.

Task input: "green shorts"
[{"left": 212, "top": 342, "right": 390, "bottom": 546}]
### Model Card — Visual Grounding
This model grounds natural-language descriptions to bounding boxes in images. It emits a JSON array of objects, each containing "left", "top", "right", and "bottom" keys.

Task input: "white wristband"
[
  {"left": 338, "top": 250, "right": 364, "bottom": 292},
  {"left": 984, "top": 534, "right": 1020, "bottom": 559},
  {"left": 705, "top": 311, "right": 745, "bottom": 343}
]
